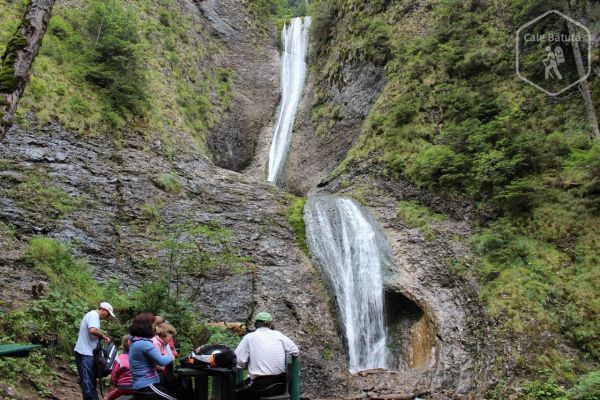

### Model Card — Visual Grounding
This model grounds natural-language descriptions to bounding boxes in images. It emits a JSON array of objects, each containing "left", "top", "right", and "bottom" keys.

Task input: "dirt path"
[{"left": 45, "top": 361, "right": 81, "bottom": 400}]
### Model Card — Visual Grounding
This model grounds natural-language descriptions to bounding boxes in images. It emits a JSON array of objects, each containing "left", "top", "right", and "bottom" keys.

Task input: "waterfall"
[
  {"left": 304, "top": 195, "right": 391, "bottom": 372},
  {"left": 267, "top": 16, "right": 311, "bottom": 185}
]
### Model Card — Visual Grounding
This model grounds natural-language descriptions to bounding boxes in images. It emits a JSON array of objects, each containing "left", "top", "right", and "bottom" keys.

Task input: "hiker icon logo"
[{"left": 516, "top": 10, "right": 591, "bottom": 96}]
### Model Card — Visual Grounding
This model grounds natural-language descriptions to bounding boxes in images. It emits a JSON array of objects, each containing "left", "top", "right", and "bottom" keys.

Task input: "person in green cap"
[{"left": 234, "top": 311, "right": 299, "bottom": 400}]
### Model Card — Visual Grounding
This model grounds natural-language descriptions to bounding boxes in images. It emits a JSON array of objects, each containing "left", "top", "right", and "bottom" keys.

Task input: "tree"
[{"left": 0, "top": 0, "right": 55, "bottom": 141}]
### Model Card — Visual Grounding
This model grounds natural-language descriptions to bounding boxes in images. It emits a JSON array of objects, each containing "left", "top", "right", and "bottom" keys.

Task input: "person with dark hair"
[
  {"left": 135, "top": 312, "right": 156, "bottom": 323},
  {"left": 235, "top": 312, "right": 299, "bottom": 400},
  {"left": 129, "top": 315, "right": 177, "bottom": 399}
]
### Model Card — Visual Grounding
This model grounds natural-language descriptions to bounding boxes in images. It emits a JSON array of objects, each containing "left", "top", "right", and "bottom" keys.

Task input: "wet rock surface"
[
  {"left": 313, "top": 169, "right": 494, "bottom": 398},
  {"left": 0, "top": 122, "right": 348, "bottom": 397},
  {"left": 283, "top": 61, "right": 386, "bottom": 195},
  {"left": 201, "top": 0, "right": 280, "bottom": 172}
]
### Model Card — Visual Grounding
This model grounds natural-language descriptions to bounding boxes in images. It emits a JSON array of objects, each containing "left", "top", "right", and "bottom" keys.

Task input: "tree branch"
[{"left": 0, "top": 0, "right": 55, "bottom": 141}]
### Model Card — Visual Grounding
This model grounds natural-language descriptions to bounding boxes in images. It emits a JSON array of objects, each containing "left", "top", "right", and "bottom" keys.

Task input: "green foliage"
[
  {"left": 0, "top": 351, "right": 52, "bottom": 396},
  {"left": 140, "top": 202, "right": 160, "bottom": 222},
  {"left": 129, "top": 279, "right": 196, "bottom": 342},
  {"left": 311, "top": 102, "right": 341, "bottom": 136},
  {"left": 0, "top": 32, "right": 27, "bottom": 92},
  {"left": 406, "top": 144, "right": 468, "bottom": 190},
  {"left": 156, "top": 220, "right": 251, "bottom": 284},
  {"left": 249, "top": 0, "right": 309, "bottom": 35},
  {"left": 152, "top": 173, "right": 183, "bottom": 193},
  {"left": 25, "top": 237, "right": 127, "bottom": 305},
  {"left": 0, "top": 236, "right": 128, "bottom": 392},
  {"left": 396, "top": 200, "right": 446, "bottom": 241},
  {"left": 0, "top": 0, "right": 232, "bottom": 150},
  {"left": 0, "top": 220, "right": 18, "bottom": 251},
  {"left": 568, "top": 370, "right": 600, "bottom": 400},
  {"left": 83, "top": 0, "right": 148, "bottom": 115},
  {"left": 286, "top": 196, "right": 308, "bottom": 254},
  {"left": 523, "top": 377, "right": 568, "bottom": 400},
  {"left": 1, "top": 290, "right": 89, "bottom": 352},
  {"left": 205, "top": 325, "right": 242, "bottom": 349}
]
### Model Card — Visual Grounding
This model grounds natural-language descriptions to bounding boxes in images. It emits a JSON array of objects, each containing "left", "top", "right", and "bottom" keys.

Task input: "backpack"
[
  {"left": 555, "top": 46, "right": 565, "bottom": 64},
  {"left": 180, "top": 344, "right": 236, "bottom": 369},
  {"left": 93, "top": 340, "right": 118, "bottom": 378}
]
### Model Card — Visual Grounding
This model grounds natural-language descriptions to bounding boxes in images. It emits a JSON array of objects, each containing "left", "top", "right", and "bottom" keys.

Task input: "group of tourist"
[{"left": 73, "top": 302, "right": 299, "bottom": 400}]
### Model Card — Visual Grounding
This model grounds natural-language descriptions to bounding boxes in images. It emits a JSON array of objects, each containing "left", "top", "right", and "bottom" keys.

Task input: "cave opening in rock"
[{"left": 385, "top": 290, "right": 436, "bottom": 370}]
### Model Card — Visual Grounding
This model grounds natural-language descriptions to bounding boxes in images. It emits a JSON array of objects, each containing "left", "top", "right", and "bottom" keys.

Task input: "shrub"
[
  {"left": 568, "top": 370, "right": 600, "bottom": 400},
  {"left": 84, "top": 0, "right": 148, "bottom": 115},
  {"left": 152, "top": 173, "right": 183, "bottom": 193},
  {"left": 407, "top": 144, "right": 468, "bottom": 190}
]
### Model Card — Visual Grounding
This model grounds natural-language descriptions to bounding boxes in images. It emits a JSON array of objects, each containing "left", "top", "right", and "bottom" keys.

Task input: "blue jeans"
[{"left": 75, "top": 352, "right": 98, "bottom": 400}]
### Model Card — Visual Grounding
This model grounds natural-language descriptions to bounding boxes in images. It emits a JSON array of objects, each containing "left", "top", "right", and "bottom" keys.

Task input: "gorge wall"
[{"left": 0, "top": 0, "right": 499, "bottom": 398}]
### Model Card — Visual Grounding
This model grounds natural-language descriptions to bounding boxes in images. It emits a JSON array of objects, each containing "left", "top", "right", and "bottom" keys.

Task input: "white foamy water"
[
  {"left": 267, "top": 16, "right": 311, "bottom": 185},
  {"left": 304, "top": 195, "right": 391, "bottom": 372}
]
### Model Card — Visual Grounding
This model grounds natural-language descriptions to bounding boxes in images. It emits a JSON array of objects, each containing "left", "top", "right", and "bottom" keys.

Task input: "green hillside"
[
  {"left": 310, "top": 0, "right": 600, "bottom": 397},
  {"left": 0, "top": 0, "right": 233, "bottom": 152}
]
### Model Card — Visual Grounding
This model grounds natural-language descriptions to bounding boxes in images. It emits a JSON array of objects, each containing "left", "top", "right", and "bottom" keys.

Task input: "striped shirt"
[{"left": 235, "top": 328, "right": 299, "bottom": 379}]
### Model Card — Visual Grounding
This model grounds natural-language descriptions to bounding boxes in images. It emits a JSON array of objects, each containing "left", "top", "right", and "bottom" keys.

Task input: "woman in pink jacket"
[{"left": 104, "top": 335, "right": 135, "bottom": 400}]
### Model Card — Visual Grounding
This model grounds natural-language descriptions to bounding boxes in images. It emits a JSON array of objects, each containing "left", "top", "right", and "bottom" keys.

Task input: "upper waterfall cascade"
[
  {"left": 267, "top": 16, "right": 311, "bottom": 185},
  {"left": 304, "top": 196, "right": 392, "bottom": 372}
]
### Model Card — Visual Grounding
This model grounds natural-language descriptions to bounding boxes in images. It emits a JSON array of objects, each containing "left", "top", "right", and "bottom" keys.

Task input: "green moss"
[
  {"left": 8, "top": 170, "right": 82, "bottom": 217},
  {"left": 1, "top": 32, "right": 27, "bottom": 66},
  {"left": 311, "top": 102, "right": 341, "bottom": 137},
  {"left": 397, "top": 200, "right": 446, "bottom": 241},
  {"left": 152, "top": 172, "right": 182, "bottom": 193},
  {"left": 0, "top": 221, "right": 18, "bottom": 251},
  {"left": 140, "top": 202, "right": 160, "bottom": 222},
  {"left": 0, "top": 31, "right": 27, "bottom": 93},
  {"left": 397, "top": 200, "right": 447, "bottom": 228},
  {"left": 286, "top": 196, "right": 308, "bottom": 255},
  {"left": 0, "top": 66, "right": 18, "bottom": 92}
]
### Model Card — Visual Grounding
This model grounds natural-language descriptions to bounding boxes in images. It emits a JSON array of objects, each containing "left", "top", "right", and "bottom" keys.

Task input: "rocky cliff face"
[
  {"left": 318, "top": 169, "right": 494, "bottom": 397},
  {"left": 283, "top": 61, "right": 386, "bottom": 195},
  {"left": 0, "top": 120, "right": 349, "bottom": 396},
  {"left": 201, "top": 0, "right": 280, "bottom": 172}
]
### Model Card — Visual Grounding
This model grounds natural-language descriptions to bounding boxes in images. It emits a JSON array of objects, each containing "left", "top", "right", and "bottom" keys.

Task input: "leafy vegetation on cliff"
[
  {"left": 0, "top": 226, "right": 248, "bottom": 393},
  {"left": 0, "top": 0, "right": 233, "bottom": 151},
  {"left": 311, "top": 0, "right": 600, "bottom": 397}
]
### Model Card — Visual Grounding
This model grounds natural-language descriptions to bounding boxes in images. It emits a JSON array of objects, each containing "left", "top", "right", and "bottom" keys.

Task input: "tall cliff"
[
  {"left": 0, "top": 0, "right": 348, "bottom": 398},
  {"left": 283, "top": 0, "right": 600, "bottom": 398}
]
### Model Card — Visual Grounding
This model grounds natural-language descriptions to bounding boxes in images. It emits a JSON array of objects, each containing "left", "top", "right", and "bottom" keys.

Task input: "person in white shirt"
[
  {"left": 74, "top": 302, "right": 115, "bottom": 400},
  {"left": 235, "top": 311, "right": 299, "bottom": 400}
]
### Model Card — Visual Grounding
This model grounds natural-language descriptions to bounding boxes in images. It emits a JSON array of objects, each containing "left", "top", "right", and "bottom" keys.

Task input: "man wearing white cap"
[{"left": 74, "top": 302, "right": 115, "bottom": 400}]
